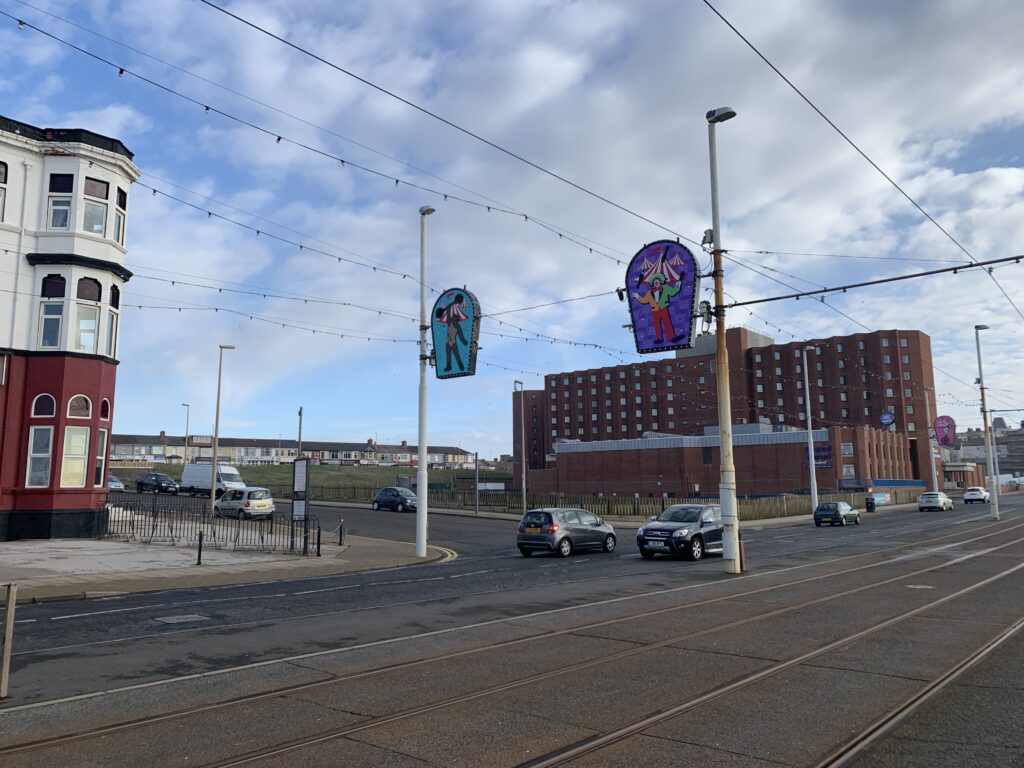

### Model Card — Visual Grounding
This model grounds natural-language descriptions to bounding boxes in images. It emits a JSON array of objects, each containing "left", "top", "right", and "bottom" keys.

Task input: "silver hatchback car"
[
  {"left": 214, "top": 487, "right": 275, "bottom": 520},
  {"left": 517, "top": 507, "right": 617, "bottom": 557}
]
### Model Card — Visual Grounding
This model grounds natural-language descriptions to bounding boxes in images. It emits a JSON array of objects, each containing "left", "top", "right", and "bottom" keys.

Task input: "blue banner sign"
[
  {"left": 431, "top": 288, "right": 481, "bottom": 379},
  {"left": 880, "top": 411, "right": 895, "bottom": 426}
]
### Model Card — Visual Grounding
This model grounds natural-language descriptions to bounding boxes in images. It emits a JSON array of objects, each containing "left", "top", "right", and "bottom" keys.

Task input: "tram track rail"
[{"left": 3, "top": 519, "right": 1023, "bottom": 765}]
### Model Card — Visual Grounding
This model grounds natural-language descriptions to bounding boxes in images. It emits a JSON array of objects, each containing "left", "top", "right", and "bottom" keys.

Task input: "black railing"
[{"left": 99, "top": 491, "right": 318, "bottom": 555}]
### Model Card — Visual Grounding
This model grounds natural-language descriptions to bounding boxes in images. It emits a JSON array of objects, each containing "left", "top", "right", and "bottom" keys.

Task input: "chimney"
[
  {"left": 367, "top": 438, "right": 375, "bottom": 447},
  {"left": 401, "top": 440, "right": 408, "bottom": 449},
  {"left": 159, "top": 430, "right": 166, "bottom": 441}
]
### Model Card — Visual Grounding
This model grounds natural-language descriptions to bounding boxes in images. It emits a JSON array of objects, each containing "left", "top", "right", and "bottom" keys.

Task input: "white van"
[{"left": 181, "top": 463, "right": 246, "bottom": 498}]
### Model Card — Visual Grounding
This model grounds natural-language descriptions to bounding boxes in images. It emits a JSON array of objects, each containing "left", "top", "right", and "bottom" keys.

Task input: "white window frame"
[
  {"left": 75, "top": 303, "right": 99, "bottom": 353},
  {"left": 67, "top": 394, "right": 92, "bottom": 419},
  {"left": 105, "top": 309, "right": 119, "bottom": 357},
  {"left": 94, "top": 429, "right": 108, "bottom": 486},
  {"left": 83, "top": 199, "right": 107, "bottom": 236},
  {"left": 38, "top": 301, "right": 64, "bottom": 349},
  {"left": 26, "top": 426, "right": 54, "bottom": 488},
  {"left": 60, "top": 425, "right": 90, "bottom": 488},
  {"left": 31, "top": 393, "right": 57, "bottom": 418},
  {"left": 48, "top": 197, "right": 71, "bottom": 229}
]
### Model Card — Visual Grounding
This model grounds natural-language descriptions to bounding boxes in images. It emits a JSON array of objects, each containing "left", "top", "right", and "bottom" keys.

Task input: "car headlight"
[
  {"left": 636, "top": 527, "right": 645, "bottom": 537},
  {"left": 672, "top": 528, "right": 689, "bottom": 537}
]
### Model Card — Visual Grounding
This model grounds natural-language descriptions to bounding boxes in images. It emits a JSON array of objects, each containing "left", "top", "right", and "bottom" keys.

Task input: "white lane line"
[
  {"left": 291, "top": 584, "right": 364, "bottom": 596},
  {"left": 48, "top": 593, "right": 290, "bottom": 621},
  {"left": 15, "top": 619, "right": 37, "bottom": 624},
  {"left": 448, "top": 570, "right": 495, "bottom": 579}
]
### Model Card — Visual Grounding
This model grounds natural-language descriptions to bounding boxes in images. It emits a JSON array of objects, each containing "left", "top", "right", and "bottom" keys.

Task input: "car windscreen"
[
  {"left": 398, "top": 488, "right": 416, "bottom": 498},
  {"left": 522, "top": 511, "right": 552, "bottom": 527},
  {"left": 157, "top": 474, "right": 173, "bottom": 482},
  {"left": 219, "top": 469, "right": 243, "bottom": 483},
  {"left": 247, "top": 489, "right": 271, "bottom": 500},
  {"left": 658, "top": 506, "right": 702, "bottom": 523}
]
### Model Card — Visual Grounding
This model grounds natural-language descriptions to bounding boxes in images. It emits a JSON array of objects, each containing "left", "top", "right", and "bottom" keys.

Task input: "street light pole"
[
  {"left": 181, "top": 402, "right": 190, "bottom": 466},
  {"left": 416, "top": 205, "right": 435, "bottom": 557},
  {"left": 923, "top": 386, "right": 939, "bottom": 493},
  {"left": 974, "top": 325, "right": 998, "bottom": 521},
  {"left": 211, "top": 344, "right": 235, "bottom": 517},
  {"left": 801, "top": 346, "right": 818, "bottom": 512},
  {"left": 297, "top": 406, "right": 303, "bottom": 458},
  {"left": 707, "top": 106, "right": 741, "bottom": 574},
  {"left": 514, "top": 380, "right": 526, "bottom": 515}
]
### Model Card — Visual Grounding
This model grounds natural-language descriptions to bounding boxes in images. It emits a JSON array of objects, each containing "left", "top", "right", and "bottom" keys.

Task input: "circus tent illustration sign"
[
  {"left": 431, "top": 288, "right": 481, "bottom": 379},
  {"left": 625, "top": 240, "right": 701, "bottom": 353}
]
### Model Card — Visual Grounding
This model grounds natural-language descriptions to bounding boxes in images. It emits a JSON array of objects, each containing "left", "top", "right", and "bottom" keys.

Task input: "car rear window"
[
  {"left": 247, "top": 489, "right": 271, "bottom": 500},
  {"left": 921, "top": 493, "right": 939, "bottom": 498},
  {"left": 522, "top": 511, "right": 552, "bottom": 527},
  {"left": 817, "top": 503, "right": 839, "bottom": 512}
]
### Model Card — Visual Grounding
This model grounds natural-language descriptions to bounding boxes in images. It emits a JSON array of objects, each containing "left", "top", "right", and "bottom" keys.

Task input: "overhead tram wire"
[
  {"left": 702, "top": 0, "right": 1024, "bottom": 324},
  {"left": 11, "top": 0, "right": 634, "bottom": 264},
  {"left": 196, "top": 0, "right": 706, "bottom": 249},
  {"left": 0, "top": 12, "right": 631, "bottom": 267},
  {"left": 732, "top": 248, "right": 963, "bottom": 264}
]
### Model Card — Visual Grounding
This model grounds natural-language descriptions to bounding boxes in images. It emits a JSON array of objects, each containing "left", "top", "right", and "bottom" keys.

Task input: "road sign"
[{"left": 879, "top": 411, "right": 895, "bottom": 426}]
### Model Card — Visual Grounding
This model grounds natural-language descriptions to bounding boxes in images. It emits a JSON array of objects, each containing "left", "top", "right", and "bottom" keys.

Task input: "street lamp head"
[
  {"left": 804, "top": 345, "right": 815, "bottom": 351},
  {"left": 219, "top": 344, "right": 235, "bottom": 350},
  {"left": 706, "top": 106, "right": 737, "bottom": 124},
  {"left": 419, "top": 205, "right": 436, "bottom": 216},
  {"left": 975, "top": 324, "right": 989, "bottom": 331},
  {"left": 181, "top": 403, "right": 189, "bottom": 407}
]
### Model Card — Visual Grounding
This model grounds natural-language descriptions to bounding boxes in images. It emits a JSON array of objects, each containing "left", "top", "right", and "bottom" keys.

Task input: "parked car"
[
  {"left": 517, "top": 508, "right": 617, "bottom": 557},
  {"left": 136, "top": 472, "right": 179, "bottom": 494},
  {"left": 180, "top": 463, "right": 246, "bottom": 498},
  {"left": 107, "top": 474, "right": 125, "bottom": 491},
  {"left": 636, "top": 504, "right": 722, "bottom": 561},
  {"left": 963, "top": 487, "right": 991, "bottom": 504},
  {"left": 813, "top": 501, "right": 860, "bottom": 527},
  {"left": 372, "top": 487, "right": 418, "bottom": 512},
  {"left": 918, "top": 491, "right": 953, "bottom": 511},
  {"left": 214, "top": 487, "right": 275, "bottom": 519}
]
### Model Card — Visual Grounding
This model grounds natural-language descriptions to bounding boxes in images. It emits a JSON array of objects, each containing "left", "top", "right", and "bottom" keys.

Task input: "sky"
[{"left": 2, "top": 0, "right": 1023, "bottom": 459}]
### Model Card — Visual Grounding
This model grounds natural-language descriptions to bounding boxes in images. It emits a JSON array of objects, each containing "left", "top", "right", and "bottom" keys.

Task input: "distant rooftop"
[{"left": 0, "top": 114, "right": 134, "bottom": 161}]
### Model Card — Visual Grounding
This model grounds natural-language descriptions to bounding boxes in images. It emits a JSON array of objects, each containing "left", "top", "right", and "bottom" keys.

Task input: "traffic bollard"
[
  {"left": 316, "top": 525, "right": 322, "bottom": 557},
  {"left": 197, "top": 530, "right": 204, "bottom": 566}
]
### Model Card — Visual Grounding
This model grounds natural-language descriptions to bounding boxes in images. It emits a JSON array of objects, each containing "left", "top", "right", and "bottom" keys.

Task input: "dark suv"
[
  {"left": 371, "top": 486, "right": 418, "bottom": 512},
  {"left": 637, "top": 504, "right": 723, "bottom": 561},
  {"left": 136, "top": 472, "right": 179, "bottom": 494}
]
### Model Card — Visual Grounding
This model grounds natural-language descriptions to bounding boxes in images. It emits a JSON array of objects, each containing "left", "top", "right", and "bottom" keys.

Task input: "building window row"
[
  {"left": 44, "top": 173, "right": 129, "bottom": 245},
  {"left": 38, "top": 275, "right": 120, "bottom": 356}
]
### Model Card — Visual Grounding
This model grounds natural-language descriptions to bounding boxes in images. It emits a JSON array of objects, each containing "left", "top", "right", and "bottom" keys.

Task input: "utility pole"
[
  {"left": 297, "top": 406, "right": 303, "bottom": 458},
  {"left": 923, "top": 387, "right": 939, "bottom": 493},
  {"left": 974, "top": 324, "right": 999, "bottom": 521},
  {"left": 707, "top": 106, "right": 741, "bottom": 574},
  {"left": 514, "top": 380, "right": 526, "bottom": 515},
  {"left": 416, "top": 205, "right": 436, "bottom": 557}
]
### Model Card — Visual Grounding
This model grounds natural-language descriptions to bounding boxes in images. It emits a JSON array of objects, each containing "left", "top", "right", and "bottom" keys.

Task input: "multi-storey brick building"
[{"left": 513, "top": 327, "right": 941, "bottom": 495}]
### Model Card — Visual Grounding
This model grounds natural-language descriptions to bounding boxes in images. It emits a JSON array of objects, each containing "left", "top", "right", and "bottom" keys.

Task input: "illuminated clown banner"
[
  {"left": 934, "top": 415, "right": 957, "bottom": 446},
  {"left": 431, "top": 288, "right": 481, "bottom": 379},
  {"left": 626, "top": 240, "right": 701, "bottom": 353}
]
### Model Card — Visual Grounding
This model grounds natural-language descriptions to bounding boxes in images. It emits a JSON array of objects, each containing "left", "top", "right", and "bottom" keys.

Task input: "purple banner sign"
[
  {"left": 934, "top": 415, "right": 956, "bottom": 446},
  {"left": 626, "top": 240, "right": 700, "bottom": 353}
]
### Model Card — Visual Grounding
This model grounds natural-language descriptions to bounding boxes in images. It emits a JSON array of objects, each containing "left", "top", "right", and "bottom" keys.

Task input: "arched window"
[
  {"left": 41, "top": 274, "right": 66, "bottom": 298},
  {"left": 110, "top": 285, "right": 120, "bottom": 309},
  {"left": 100, "top": 399, "right": 110, "bottom": 420},
  {"left": 67, "top": 395, "right": 92, "bottom": 419},
  {"left": 77, "top": 278, "right": 101, "bottom": 302},
  {"left": 32, "top": 393, "right": 56, "bottom": 417}
]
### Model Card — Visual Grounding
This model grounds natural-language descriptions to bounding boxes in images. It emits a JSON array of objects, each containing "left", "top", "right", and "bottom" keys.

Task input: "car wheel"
[
  {"left": 814, "top": 519, "right": 822, "bottom": 527},
  {"left": 855, "top": 515, "right": 861, "bottom": 525},
  {"left": 519, "top": 547, "right": 532, "bottom": 557},
  {"left": 685, "top": 536, "right": 704, "bottom": 561},
  {"left": 639, "top": 547, "right": 655, "bottom": 560},
  {"left": 372, "top": 501, "right": 380, "bottom": 511},
  {"left": 602, "top": 534, "right": 616, "bottom": 553},
  {"left": 396, "top": 502, "right": 405, "bottom": 513},
  {"left": 557, "top": 538, "right": 573, "bottom": 557},
  {"left": 840, "top": 516, "right": 847, "bottom": 526},
  {"left": 214, "top": 507, "right": 221, "bottom": 518}
]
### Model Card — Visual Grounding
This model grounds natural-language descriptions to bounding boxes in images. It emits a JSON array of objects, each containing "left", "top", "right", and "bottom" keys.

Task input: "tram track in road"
[
  {"left": 523, "top": 560, "right": 1024, "bottom": 768},
  {"left": 3, "top": 521, "right": 1023, "bottom": 764},
  {"left": 812, "top": 613, "right": 1024, "bottom": 768}
]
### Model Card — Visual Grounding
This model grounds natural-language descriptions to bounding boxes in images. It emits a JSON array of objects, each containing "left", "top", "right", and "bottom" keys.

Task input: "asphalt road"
[{"left": 2, "top": 496, "right": 1022, "bottom": 767}]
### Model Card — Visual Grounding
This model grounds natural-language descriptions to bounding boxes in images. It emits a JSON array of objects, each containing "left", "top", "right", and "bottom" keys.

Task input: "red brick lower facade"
[{"left": 1, "top": 351, "right": 116, "bottom": 539}]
